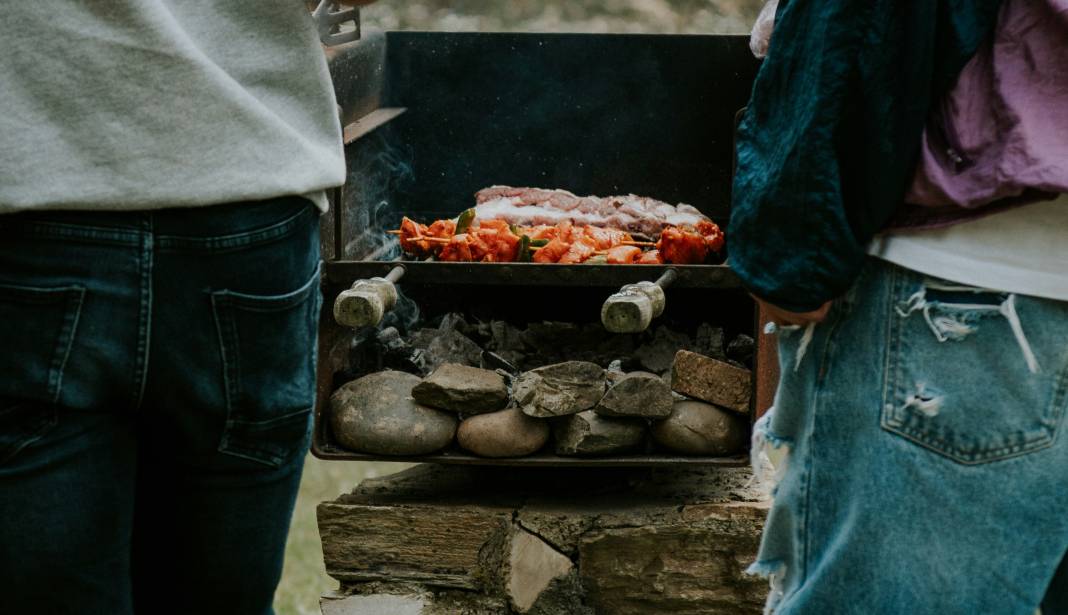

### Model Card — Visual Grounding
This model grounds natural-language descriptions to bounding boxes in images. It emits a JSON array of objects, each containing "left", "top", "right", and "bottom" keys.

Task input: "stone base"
[{"left": 317, "top": 464, "right": 769, "bottom": 614}]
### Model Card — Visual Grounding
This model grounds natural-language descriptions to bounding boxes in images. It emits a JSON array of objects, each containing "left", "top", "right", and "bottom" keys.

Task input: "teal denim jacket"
[{"left": 729, "top": 0, "right": 1003, "bottom": 312}]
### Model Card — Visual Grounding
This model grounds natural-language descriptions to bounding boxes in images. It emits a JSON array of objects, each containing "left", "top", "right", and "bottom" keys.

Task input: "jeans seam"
[
  {"left": 799, "top": 287, "right": 854, "bottom": 594},
  {"left": 211, "top": 294, "right": 240, "bottom": 433},
  {"left": 50, "top": 287, "right": 86, "bottom": 404},
  {"left": 133, "top": 215, "right": 154, "bottom": 409}
]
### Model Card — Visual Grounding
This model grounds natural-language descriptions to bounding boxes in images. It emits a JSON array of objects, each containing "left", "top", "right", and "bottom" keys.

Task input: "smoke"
[
  {"left": 341, "top": 129, "right": 422, "bottom": 333},
  {"left": 382, "top": 289, "right": 421, "bottom": 333},
  {"left": 342, "top": 130, "right": 416, "bottom": 261}
]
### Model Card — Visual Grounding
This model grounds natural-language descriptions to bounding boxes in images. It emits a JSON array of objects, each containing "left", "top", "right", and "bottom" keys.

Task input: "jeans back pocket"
[
  {"left": 880, "top": 273, "right": 1067, "bottom": 465},
  {"left": 210, "top": 264, "right": 321, "bottom": 467},
  {"left": 0, "top": 283, "right": 85, "bottom": 463}
]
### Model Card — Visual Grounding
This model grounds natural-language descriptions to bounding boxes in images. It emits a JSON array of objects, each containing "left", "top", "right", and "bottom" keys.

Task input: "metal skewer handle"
[
  {"left": 333, "top": 266, "right": 406, "bottom": 329},
  {"left": 313, "top": 1, "right": 362, "bottom": 47},
  {"left": 600, "top": 268, "right": 678, "bottom": 333}
]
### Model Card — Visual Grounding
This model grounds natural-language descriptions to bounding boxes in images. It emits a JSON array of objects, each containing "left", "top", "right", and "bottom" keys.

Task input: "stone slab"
[{"left": 319, "top": 464, "right": 769, "bottom": 614}]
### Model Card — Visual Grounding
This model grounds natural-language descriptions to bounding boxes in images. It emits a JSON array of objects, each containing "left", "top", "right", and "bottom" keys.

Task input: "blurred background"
[
  {"left": 277, "top": 2, "right": 766, "bottom": 613},
  {"left": 360, "top": 0, "right": 764, "bottom": 34}
]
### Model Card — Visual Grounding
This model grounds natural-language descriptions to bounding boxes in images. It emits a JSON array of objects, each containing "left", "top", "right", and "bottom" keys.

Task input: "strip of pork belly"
[{"left": 474, "top": 186, "right": 710, "bottom": 236}]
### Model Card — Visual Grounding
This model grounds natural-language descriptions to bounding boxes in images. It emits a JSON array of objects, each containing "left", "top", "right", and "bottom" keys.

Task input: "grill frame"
[{"left": 312, "top": 31, "right": 764, "bottom": 467}]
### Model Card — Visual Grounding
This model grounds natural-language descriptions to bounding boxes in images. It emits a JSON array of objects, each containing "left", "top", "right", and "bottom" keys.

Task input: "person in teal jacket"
[{"left": 733, "top": 1, "right": 1068, "bottom": 613}]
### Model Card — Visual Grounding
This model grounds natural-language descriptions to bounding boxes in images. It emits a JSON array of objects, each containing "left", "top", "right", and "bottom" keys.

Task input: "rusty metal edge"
[{"left": 323, "top": 260, "right": 742, "bottom": 288}]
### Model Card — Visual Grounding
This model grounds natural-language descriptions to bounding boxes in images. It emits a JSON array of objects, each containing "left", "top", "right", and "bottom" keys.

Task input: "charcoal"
[
  {"left": 409, "top": 328, "right": 484, "bottom": 371},
  {"left": 520, "top": 322, "right": 635, "bottom": 368},
  {"left": 488, "top": 320, "right": 527, "bottom": 353},
  {"left": 377, "top": 326, "right": 426, "bottom": 375},
  {"left": 438, "top": 312, "right": 468, "bottom": 333},
  {"left": 634, "top": 326, "right": 692, "bottom": 373},
  {"left": 481, "top": 350, "right": 521, "bottom": 375},
  {"left": 726, "top": 334, "right": 756, "bottom": 365},
  {"left": 694, "top": 324, "right": 726, "bottom": 360}
]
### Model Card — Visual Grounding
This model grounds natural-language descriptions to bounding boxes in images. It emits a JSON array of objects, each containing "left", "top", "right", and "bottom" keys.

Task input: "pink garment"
[{"left": 896, "top": 0, "right": 1068, "bottom": 228}]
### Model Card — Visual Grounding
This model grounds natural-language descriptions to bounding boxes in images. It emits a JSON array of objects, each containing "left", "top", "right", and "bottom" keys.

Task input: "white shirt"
[{"left": 869, "top": 194, "right": 1068, "bottom": 301}]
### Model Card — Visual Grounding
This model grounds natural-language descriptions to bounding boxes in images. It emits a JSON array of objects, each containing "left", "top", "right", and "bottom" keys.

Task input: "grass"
[{"left": 274, "top": 457, "right": 412, "bottom": 615}]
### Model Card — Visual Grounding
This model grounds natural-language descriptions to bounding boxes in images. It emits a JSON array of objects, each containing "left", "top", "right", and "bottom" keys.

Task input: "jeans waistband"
[{"left": 0, "top": 196, "right": 317, "bottom": 252}]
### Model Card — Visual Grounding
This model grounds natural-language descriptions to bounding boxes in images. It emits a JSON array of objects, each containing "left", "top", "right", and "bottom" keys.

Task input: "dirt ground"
[{"left": 277, "top": 3, "right": 765, "bottom": 613}]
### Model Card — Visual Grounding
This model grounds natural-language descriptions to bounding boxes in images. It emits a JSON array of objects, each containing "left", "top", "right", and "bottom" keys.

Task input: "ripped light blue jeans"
[{"left": 751, "top": 257, "right": 1068, "bottom": 614}]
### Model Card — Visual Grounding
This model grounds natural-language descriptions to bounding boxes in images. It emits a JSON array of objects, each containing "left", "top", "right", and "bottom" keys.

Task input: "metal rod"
[
  {"left": 384, "top": 265, "right": 406, "bottom": 284},
  {"left": 655, "top": 268, "right": 679, "bottom": 289}
]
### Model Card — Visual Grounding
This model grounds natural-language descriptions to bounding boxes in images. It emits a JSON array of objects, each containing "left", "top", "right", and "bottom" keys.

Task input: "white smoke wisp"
[{"left": 342, "top": 131, "right": 415, "bottom": 261}]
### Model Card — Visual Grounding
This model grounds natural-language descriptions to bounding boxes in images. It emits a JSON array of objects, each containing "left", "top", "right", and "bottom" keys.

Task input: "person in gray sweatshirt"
[{"left": 0, "top": 2, "right": 369, "bottom": 613}]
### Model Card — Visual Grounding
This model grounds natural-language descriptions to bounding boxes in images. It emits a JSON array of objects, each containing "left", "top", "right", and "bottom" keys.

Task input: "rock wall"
[{"left": 318, "top": 464, "right": 770, "bottom": 614}]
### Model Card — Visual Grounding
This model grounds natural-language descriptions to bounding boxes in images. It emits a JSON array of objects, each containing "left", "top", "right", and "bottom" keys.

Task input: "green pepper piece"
[
  {"left": 518, "top": 235, "right": 531, "bottom": 262},
  {"left": 516, "top": 233, "right": 534, "bottom": 260},
  {"left": 455, "top": 208, "right": 476, "bottom": 235},
  {"left": 529, "top": 238, "right": 549, "bottom": 248}
]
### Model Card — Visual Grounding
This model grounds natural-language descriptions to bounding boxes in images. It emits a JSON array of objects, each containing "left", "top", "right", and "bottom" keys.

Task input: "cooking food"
[
  {"left": 475, "top": 186, "right": 711, "bottom": 236},
  {"left": 396, "top": 213, "right": 723, "bottom": 265}
]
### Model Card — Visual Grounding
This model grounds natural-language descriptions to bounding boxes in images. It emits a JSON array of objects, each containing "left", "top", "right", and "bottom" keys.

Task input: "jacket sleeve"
[{"left": 728, "top": 0, "right": 1003, "bottom": 313}]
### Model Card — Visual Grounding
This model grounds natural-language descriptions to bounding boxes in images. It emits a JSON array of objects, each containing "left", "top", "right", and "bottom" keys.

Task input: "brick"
[{"left": 671, "top": 350, "right": 752, "bottom": 414}]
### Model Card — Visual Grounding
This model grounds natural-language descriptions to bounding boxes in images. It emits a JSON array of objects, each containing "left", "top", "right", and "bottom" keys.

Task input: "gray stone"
[
  {"left": 553, "top": 411, "right": 646, "bottom": 456},
  {"left": 634, "top": 326, "right": 692, "bottom": 373},
  {"left": 330, "top": 371, "right": 457, "bottom": 456},
  {"left": 516, "top": 361, "right": 606, "bottom": 418},
  {"left": 412, "top": 363, "right": 510, "bottom": 414},
  {"left": 320, "top": 594, "right": 426, "bottom": 615},
  {"left": 652, "top": 400, "right": 748, "bottom": 456},
  {"left": 409, "top": 328, "right": 483, "bottom": 370},
  {"left": 457, "top": 408, "right": 551, "bottom": 458},
  {"left": 594, "top": 371, "right": 673, "bottom": 419},
  {"left": 506, "top": 528, "right": 575, "bottom": 613}
]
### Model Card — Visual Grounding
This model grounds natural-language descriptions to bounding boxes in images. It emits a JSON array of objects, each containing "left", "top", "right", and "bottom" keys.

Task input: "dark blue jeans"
[{"left": 0, "top": 197, "right": 322, "bottom": 614}]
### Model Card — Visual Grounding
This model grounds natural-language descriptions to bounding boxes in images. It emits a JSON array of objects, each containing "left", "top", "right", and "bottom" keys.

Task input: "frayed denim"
[{"left": 750, "top": 258, "right": 1068, "bottom": 615}]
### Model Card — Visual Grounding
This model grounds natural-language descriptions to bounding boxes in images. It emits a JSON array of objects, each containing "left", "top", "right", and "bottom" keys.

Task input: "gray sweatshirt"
[{"left": 0, "top": 1, "right": 346, "bottom": 213}]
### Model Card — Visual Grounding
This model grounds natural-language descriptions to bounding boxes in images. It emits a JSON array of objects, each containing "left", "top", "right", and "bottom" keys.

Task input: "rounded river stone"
[
  {"left": 652, "top": 400, "right": 746, "bottom": 456},
  {"left": 457, "top": 407, "right": 550, "bottom": 458},
  {"left": 330, "top": 371, "right": 457, "bottom": 456}
]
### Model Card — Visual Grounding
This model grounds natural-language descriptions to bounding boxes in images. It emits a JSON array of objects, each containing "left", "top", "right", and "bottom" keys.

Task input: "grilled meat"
[{"left": 475, "top": 185, "right": 710, "bottom": 236}]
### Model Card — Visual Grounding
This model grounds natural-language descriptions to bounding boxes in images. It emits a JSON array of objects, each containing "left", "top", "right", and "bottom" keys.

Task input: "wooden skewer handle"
[{"left": 333, "top": 266, "right": 406, "bottom": 329}]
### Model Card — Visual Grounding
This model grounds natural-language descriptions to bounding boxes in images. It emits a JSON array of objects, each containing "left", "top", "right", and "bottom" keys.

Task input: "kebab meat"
[
  {"left": 396, "top": 212, "right": 724, "bottom": 265},
  {"left": 474, "top": 186, "right": 712, "bottom": 236}
]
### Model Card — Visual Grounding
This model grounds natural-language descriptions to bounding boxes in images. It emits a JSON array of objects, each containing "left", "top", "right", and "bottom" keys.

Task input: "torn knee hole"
[{"left": 902, "top": 383, "right": 944, "bottom": 417}]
